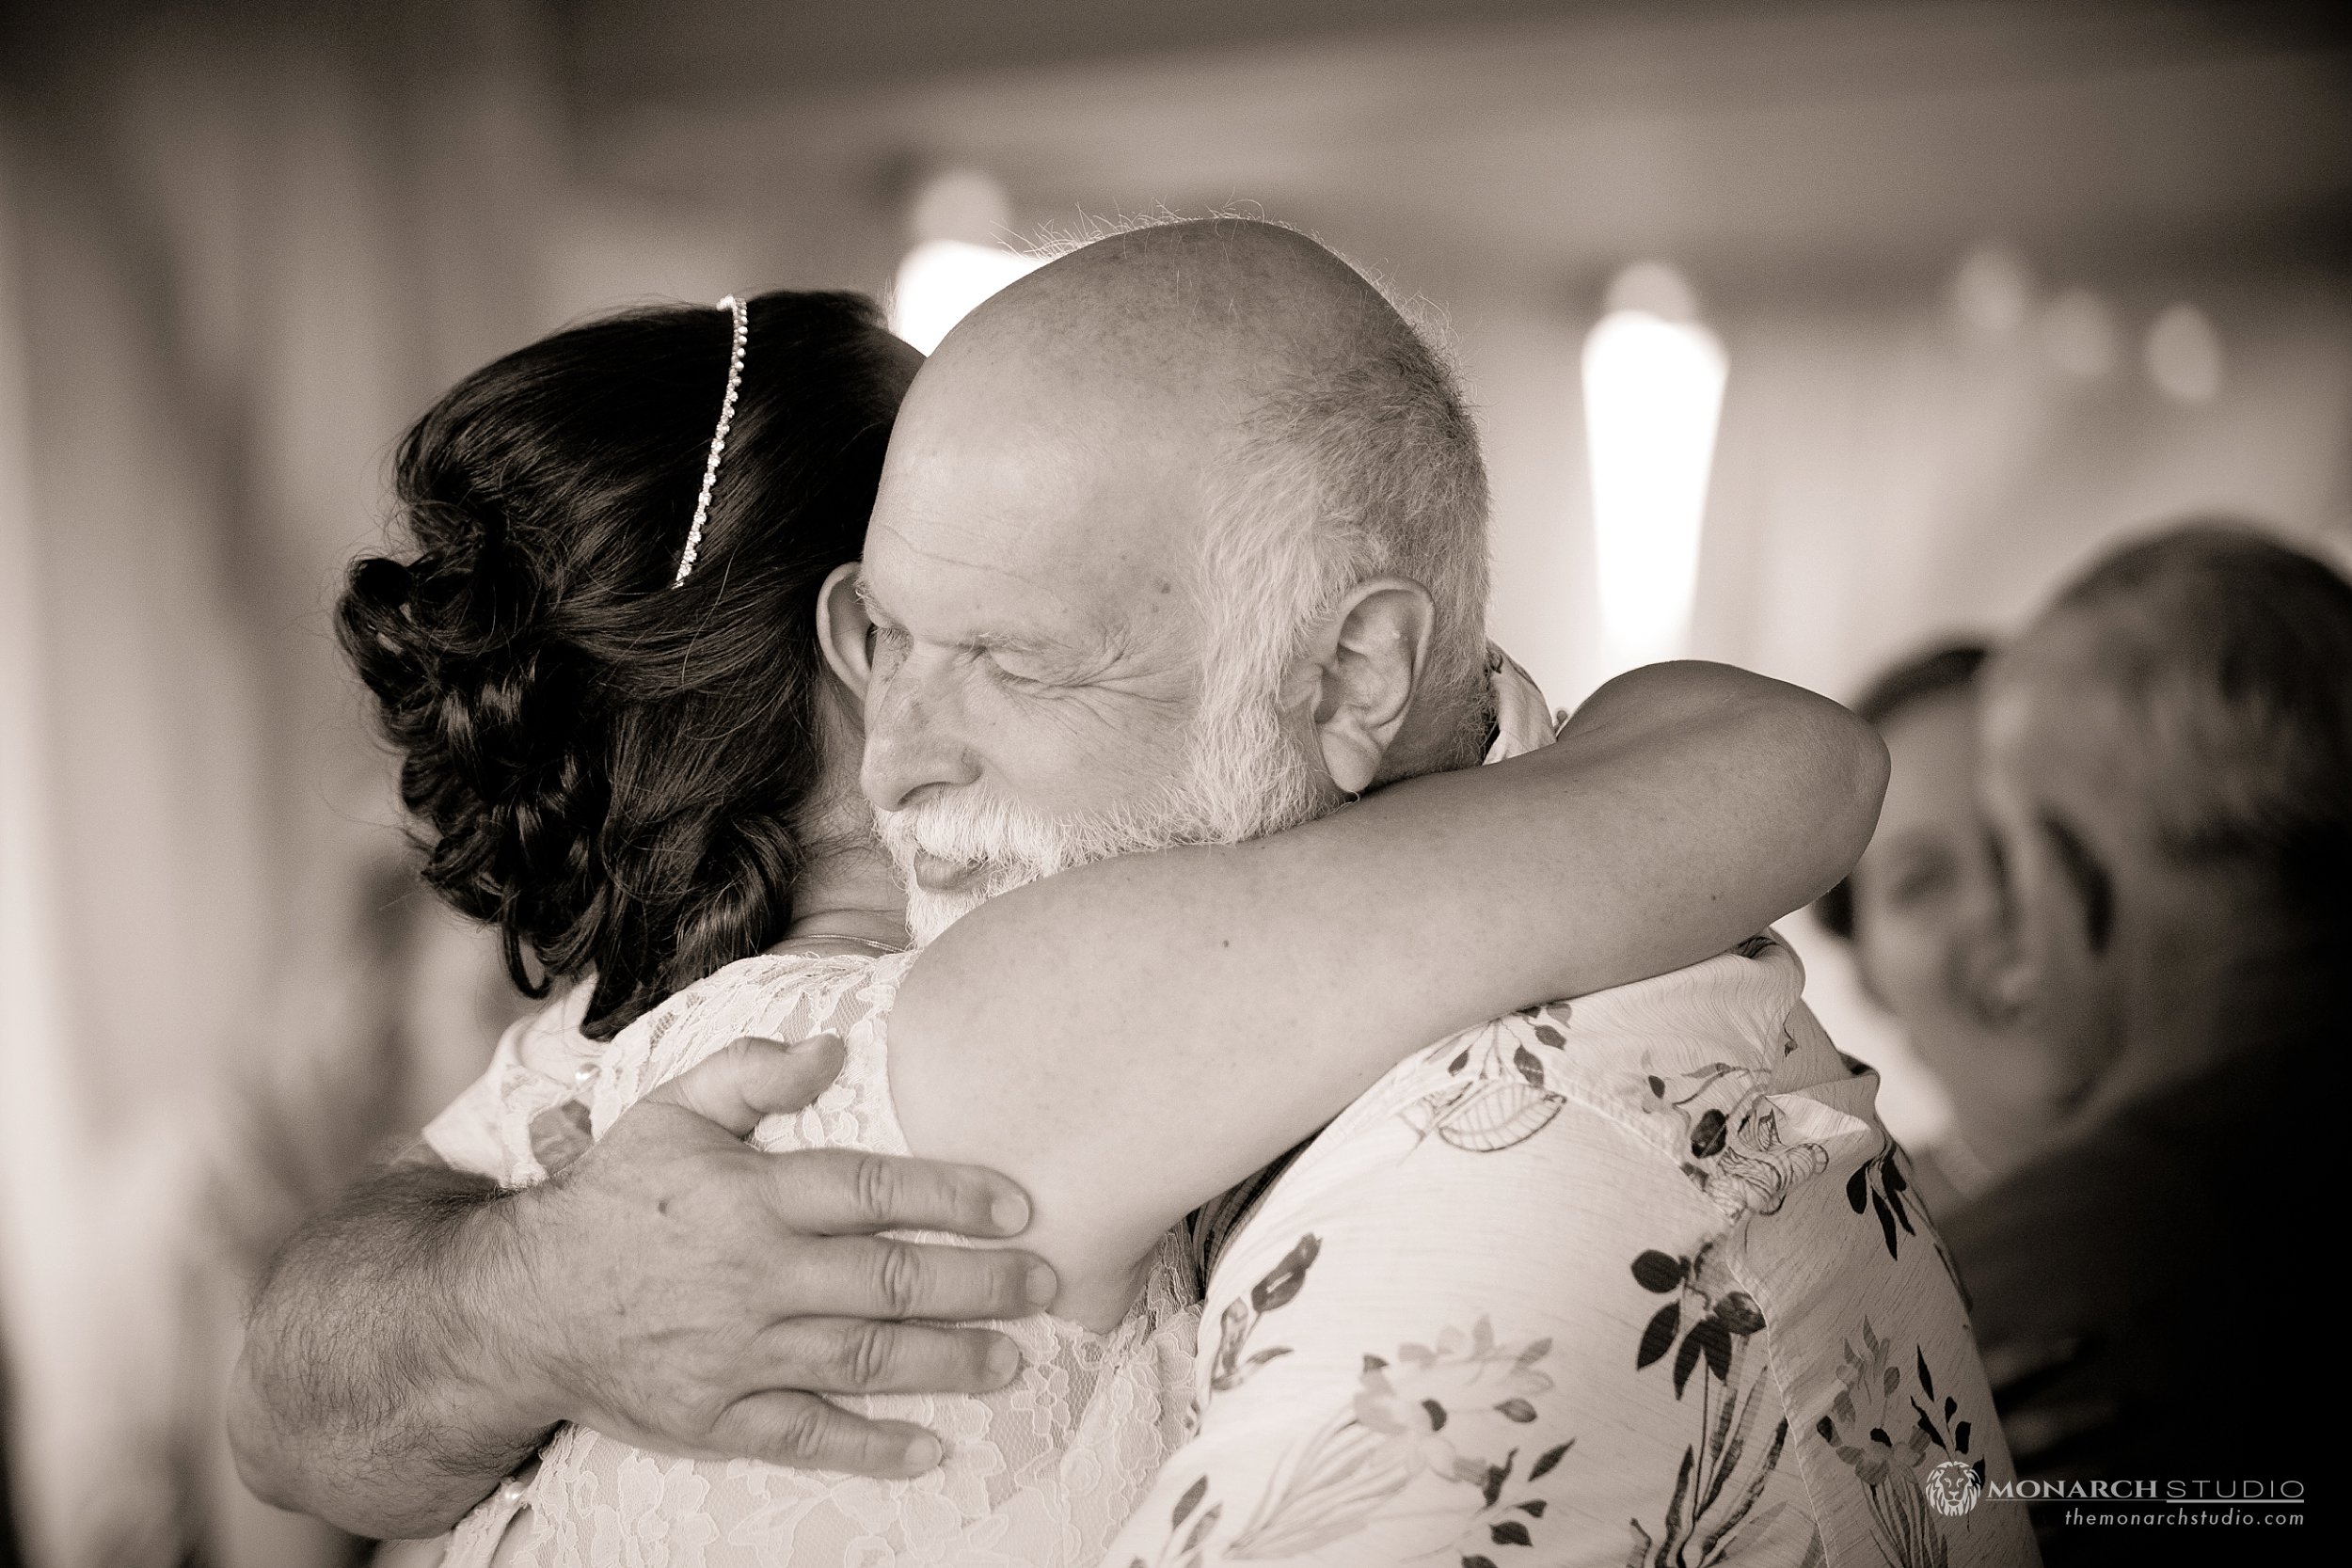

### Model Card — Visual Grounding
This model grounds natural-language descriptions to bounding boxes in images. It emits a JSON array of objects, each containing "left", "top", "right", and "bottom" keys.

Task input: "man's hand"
[
  {"left": 512, "top": 1034, "right": 1055, "bottom": 1474},
  {"left": 230, "top": 1036, "right": 1051, "bottom": 1541}
]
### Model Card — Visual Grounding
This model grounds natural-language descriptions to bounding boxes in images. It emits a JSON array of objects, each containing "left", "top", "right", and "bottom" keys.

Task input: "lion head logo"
[{"left": 1922, "top": 1459, "right": 1983, "bottom": 1517}]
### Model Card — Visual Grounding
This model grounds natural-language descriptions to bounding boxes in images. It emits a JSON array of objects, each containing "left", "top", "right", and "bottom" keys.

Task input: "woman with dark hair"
[
  {"left": 340, "top": 292, "right": 918, "bottom": 1043},
  {"left": 329, "top": 291, "right": 1886, "bottom": 1565}
]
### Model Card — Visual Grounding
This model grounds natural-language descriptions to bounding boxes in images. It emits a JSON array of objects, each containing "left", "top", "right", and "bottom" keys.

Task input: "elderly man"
[
  {"left": 850, "top": 218, "right": 2028, "bottom": 1565},
  {"left": 1949, "top": 524, "right": 2345, "bottom": 1560},
  {"left": 236, "top": 220, "right": 2029, "bottom": 1563}
]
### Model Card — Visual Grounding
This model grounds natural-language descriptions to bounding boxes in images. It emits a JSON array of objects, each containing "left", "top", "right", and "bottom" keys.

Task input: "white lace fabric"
[{"left": 439, "top": 950, "right": 1201, "bottom": 1568}]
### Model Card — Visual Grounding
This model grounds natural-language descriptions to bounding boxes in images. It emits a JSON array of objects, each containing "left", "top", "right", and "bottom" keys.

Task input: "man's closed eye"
[{"left": 984, "top": 657, "right": 1057, "bottom": 693}]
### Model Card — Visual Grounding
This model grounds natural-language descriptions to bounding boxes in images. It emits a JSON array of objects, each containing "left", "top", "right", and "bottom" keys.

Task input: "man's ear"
[
  {"left": 816, "top": 562, "right": 873, "bottom": 698},
  {"left": 1295, "top": 577, "right": 1435, "bottom": 797}
]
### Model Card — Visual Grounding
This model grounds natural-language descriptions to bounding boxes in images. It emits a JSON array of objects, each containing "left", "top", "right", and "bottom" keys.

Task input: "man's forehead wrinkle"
[
  {"left": 871, "top": 519, "right": 1088, "bottom": 616},
  {"left": 867, "top": 515, "right": 1171, "bottom": 673}
]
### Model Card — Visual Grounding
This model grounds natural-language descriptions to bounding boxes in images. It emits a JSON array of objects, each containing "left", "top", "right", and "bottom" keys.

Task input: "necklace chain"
[{"left": 788, "top": 932, "right": 905, "bottom": 956}]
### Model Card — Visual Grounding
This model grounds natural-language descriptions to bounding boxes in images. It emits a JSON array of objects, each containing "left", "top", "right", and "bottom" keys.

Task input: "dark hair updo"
[{"left": 340, "top": 291, "right": 919, "bottom": 1038}]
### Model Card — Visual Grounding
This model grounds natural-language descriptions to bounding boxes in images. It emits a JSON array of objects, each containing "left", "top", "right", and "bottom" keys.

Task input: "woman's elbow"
[
  {"left": 1797, "top": 697, "right": 1890, "bottom": 894},
  {"left": 1704, "top": 679, "right": 1887, "bottom": 906},
  {"left": 1573, "top": 661, "right": 1888, "bottom": 914}
]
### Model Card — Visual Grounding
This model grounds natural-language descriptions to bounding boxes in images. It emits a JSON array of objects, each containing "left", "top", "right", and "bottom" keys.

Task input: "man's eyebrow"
[{"left": 966, "top": 628, "right": 1068, "bottom": 660}]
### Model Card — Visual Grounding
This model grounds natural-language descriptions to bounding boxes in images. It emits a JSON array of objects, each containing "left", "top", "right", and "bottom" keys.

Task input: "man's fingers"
[
  {"left": 711, "top": 1390, "right": 945, "bottom": 1479},
  {"left": 644, "top": 1036, "right": 845, "bottom": 1136},
  {"left": 764, "top": 1148, "right": 1032, "bottom": 1239},
  {"left": 790, "top": 1235, "right": 1056, "bottom": 1322},
  {"left": 749, "top": 1318, "right": 1023, "bottom": 1398}
]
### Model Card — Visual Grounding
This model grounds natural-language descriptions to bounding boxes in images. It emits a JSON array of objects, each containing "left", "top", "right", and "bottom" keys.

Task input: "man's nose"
[
  {"left": 861, "top": 665, "right": 981, "bottom": 812},
  {"left": 1949, "top": 864, "right": 2038, "bottom": 1029}
]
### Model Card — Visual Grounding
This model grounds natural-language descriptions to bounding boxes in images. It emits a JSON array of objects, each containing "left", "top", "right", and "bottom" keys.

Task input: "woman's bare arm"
[{"left": 888, "top": 661, "right": 1885, "bottom": 1324}]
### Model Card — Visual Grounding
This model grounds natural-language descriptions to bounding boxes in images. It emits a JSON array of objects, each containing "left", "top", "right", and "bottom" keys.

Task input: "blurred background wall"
[{"left": 0, "top": 2, "right": 2344, "bottom": 1563}]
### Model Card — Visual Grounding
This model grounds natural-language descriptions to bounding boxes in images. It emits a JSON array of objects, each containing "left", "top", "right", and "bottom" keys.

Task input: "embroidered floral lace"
[{"left": 437, "top": 951, "right": 1201, "bottom": 1568}]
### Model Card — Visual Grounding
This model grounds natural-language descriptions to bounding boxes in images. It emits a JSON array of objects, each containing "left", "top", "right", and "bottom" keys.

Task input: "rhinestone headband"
[{"left": 671, "top": 294, "right": 749, "bottom": 588}]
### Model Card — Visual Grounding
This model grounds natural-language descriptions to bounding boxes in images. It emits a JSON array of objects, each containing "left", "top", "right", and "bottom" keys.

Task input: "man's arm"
[{"left": 230, "top": 1037, "right": 1055, "bottom": 1540}]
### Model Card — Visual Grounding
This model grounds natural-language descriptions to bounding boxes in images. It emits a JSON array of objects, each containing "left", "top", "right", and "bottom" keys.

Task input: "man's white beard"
[{"left": 877, "top": 677, "right": 1337, "bottom": 946}]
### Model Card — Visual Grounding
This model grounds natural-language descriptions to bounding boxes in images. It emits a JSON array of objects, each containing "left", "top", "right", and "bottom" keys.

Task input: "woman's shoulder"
[{"left": 588, "top": 948, "right": 913, "bottom": 1135}]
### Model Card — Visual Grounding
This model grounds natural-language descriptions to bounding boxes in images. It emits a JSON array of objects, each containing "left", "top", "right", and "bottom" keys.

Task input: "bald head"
[
  {"left": 928, "top": 217, "right": 1419, "bottom": 417},
  {"left": 876, "top": 218, "right": 1491, "bottom": 765}
]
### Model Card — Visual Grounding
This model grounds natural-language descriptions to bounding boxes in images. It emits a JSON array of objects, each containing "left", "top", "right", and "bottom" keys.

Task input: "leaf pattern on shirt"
[
  {"left": 1629, "top": 1243, "right": 1767, "bottom": 1396},
  {"left": 1398, "top": 1005, "right": 1571, "bottom": 1154},
  {"left": 1204, "top": 1233, "right": 1319, "bottom": 1413},
  {"left": 1143, "top": 1318, "right": 1562, "bottom": 1565},
  {"left": 1814, "top": 1322, "right": 1990, "bottom": 1568},
  {"left": 1131, "top": 1219, "right": 1570, "bottom": 1568},
  {"left": 1847, "top": 1134, "right": 1919, "bottom": 1259},
  {"left": 1624, "top": 1240, "right": 1794, "bottom": 1567}
]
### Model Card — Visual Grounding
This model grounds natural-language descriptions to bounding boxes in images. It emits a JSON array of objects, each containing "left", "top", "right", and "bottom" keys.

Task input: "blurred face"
[
  {"left": 856, "top": 333, "right": 1331, "bottom": 943},
  {"left": 1850, "top": 690, "right": 2073, "bottom": 1166},
  {"left": 1974, "top": 632, "right": 2132, "bottom": 1120}
]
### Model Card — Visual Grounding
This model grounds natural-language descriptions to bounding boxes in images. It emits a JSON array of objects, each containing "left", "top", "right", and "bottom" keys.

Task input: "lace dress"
[{"left": 437, "top": 950, "right": 1202, "bottom": 1568}]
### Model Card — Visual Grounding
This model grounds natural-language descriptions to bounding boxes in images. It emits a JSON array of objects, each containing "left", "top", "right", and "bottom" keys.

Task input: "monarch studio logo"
[{"left": 1924, "top": 1459, "right": 1985, "bottom": 1517}]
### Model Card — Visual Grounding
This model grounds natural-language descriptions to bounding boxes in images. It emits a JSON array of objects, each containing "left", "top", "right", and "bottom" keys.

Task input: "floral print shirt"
[
  {"left": 1094, "top": 653, "right": 2038, "bottom": 1568},
  {"left": 1096, "top": 936, "right": 2038, "bottom": 1568}
]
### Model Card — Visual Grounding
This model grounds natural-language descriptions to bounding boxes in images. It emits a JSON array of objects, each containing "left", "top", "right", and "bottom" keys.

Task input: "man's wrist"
[{"left": 443, "top": 1180, "right": 576, "bottom": 1447}]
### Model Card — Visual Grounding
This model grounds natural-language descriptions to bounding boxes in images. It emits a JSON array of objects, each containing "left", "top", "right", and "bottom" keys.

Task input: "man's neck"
[{"left": 2090, "top": 869, "right": 2338, "bottom": 1116}]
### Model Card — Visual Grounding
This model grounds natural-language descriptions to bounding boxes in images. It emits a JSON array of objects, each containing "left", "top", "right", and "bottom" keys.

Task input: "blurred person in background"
[
  {"left": 1946, "top": 523, "right": 2348, "bottom": 1558},
  {"left": 1814, "top": 643, "right": 2086, "bottom": 1213}
]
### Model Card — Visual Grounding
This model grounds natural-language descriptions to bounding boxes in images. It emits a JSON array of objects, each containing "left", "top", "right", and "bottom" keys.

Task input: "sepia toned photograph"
[{"left": 0, "top": 3, "right": 2343, "bottom": 1565}]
